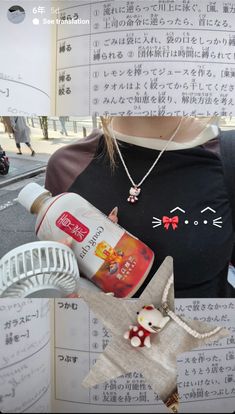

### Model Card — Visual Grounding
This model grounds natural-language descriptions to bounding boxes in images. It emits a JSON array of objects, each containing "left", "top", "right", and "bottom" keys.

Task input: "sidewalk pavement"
[
  {"left": 0, "top": 153, "right": 47, "bottom": 188},
  {"left": 0, "top": 124, "right": 90, "bottom": 188}
]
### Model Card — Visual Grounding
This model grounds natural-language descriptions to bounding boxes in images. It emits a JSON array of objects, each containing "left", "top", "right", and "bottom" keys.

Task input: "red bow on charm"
[{"left": 162, "top": 216, "right": 179, "bottom": 230}]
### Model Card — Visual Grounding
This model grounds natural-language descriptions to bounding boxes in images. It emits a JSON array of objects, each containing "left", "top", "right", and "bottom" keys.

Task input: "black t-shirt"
[{"left": 65, "top": 136, "right": 234, "bottom": 298}]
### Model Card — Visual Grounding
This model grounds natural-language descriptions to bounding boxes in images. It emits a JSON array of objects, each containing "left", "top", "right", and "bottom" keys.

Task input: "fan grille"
[{"left": 0, "top": 242, "right": 80, "bottom": 298}]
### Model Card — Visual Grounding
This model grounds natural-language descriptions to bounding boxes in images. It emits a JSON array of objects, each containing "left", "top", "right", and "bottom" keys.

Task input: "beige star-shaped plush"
[{"left": 79, "top": 257, "right": 228, "bottom": 412}]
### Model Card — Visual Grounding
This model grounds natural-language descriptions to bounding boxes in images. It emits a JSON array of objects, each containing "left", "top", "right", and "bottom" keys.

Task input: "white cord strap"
[
  {"left": 161, "top": 275, "right": 222, "bottom": 339},
  {"left": 111, "top": 117, "right": 184, "bottom": 189}
]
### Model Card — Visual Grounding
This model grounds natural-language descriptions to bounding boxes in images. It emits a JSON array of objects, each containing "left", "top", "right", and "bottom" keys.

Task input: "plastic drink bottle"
[{"left": 18, "top": 183, "right": 154, "bottom": 298}]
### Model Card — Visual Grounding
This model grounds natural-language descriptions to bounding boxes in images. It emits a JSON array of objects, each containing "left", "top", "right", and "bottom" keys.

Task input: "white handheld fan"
[{"left": 0, "top": 241, "right": 80, "bottom": 298}]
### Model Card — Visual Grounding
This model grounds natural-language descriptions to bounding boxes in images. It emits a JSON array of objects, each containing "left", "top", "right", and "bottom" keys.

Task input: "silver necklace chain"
[
  {"left": 161, "top": 274, "right": 222, "bottom": 339},
  {"left": 112, "top": 117, "right": 184, "bottom": 189}
]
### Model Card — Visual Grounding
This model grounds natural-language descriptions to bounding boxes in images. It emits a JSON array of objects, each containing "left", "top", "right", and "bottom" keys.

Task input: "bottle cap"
[{"left": 18, "top": 183, "right": 51, "bottom": 212}]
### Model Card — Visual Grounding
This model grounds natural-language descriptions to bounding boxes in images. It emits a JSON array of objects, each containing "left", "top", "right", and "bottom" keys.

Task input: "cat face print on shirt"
[{"left": 152, "top": 206, "right": 223, "bottom": 231}]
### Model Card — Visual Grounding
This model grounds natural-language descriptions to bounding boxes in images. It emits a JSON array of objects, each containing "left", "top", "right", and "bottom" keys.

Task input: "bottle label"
[
  {"left": 92, "top": 232, "right": 154, "bottom": 298},
  {"left": 56, "top": 211, "right": 90, "bottom": 242},
  {"left": 36, "top": 193, "right": 154, "bottom": 298}
]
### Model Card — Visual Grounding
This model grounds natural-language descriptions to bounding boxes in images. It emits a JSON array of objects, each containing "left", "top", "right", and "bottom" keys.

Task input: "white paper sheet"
[
  {"left": 176, "top": 299, "right": 235, "bottom": 412},
  {"left": 53, "top": 298, "right": 235, "bottom": 413},
  {"left": 2, "top": 0, "right": 235, "bottom": 116},
  {"left": 0, "top": 1, "right": 51, "bottom": 115},
  {"left": 55, "top": 0, "right": 235, "bottom": 116},
  {"left": 0, "top": 299, "right": 52, "bottom": 413}
]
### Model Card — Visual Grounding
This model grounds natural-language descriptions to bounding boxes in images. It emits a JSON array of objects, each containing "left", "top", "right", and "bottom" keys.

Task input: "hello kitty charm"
[
  {"left": 124, "top": 304, "right": 170, "bottom": 348},
  {"left": 127, "top": 187, "right": 141, "bottom": 204}
]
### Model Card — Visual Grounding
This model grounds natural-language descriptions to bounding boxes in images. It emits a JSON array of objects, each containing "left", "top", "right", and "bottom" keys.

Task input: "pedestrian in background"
[
  {"left": 0, "top": 117, "right": 14, "bottom": 138},
  {"left": 10, "top": 117, "right": 35, "bottom": 156},
  {"left": 59, "top": 116, "right": 68, "bottom": 136}
]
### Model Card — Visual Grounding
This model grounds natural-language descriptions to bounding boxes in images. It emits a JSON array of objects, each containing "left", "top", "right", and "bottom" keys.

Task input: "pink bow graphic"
[{"left": 162, "top": 216, "right": 179, "bottom": 230}]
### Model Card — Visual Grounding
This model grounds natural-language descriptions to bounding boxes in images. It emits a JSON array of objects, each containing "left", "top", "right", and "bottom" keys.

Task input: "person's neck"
[{"left": 112, "top": 116, "right": 212, "bottom": 143}]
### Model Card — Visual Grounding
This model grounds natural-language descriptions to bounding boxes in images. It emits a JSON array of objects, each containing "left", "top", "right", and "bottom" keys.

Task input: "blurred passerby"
[
  {"left": 59, "top": 116, "right": 68, "bottom": 136},
  {"left": 1, "top": 117, "right": 14, "bottom": 138},
  {"left": 10, "top": 117, "right": 35, "bottom": 156}
]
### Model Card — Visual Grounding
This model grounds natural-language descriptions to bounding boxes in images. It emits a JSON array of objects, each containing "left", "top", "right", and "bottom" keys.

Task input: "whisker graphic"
[
  {"left": 152, "top": 217, "right": 162, "bottom": 228},
  {"left": 152, "top": 217, "right": 162, "bottom": 223},
  {"left": 213, "top": 223, "right": 222, "bottom": 228},
  {"left": 152, "top": 223, "right": 162, "bottom": 228},
  {"left": 213, "top": 217, "right": 223, "bottom": 228},
  {"left": 213, "top": 216, "right": 222, "bottom": 222}
]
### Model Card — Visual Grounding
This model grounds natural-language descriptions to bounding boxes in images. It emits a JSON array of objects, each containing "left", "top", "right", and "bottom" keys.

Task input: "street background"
[
  {"left": 0, "top": 116, "right": 94, "bottom": 257},
  {"left": 0, "top": 116, "right": 94, "bottom": 187},
  {"left": 0, "top": 116, "right": 235, "bottom": 261}
]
